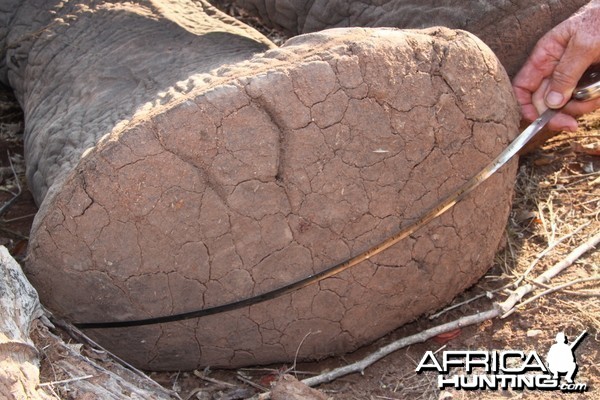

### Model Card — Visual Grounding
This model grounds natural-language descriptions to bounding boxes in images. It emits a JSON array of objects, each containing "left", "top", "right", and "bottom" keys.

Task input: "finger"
[
  {"left": 513, "top": 67, "right": 553, "bottom": 122},
  {"left": 532, "top": 79, "right": 551, "bottom": 115},
  {"left": 546, "top": 112, "right": 578, "bottom": 132},
  {"left": 545, "top": 67, "right": 591, "bottom": 109},
  {"left": 545, "top": 38, "right": 598, "bottom": 108},
  {"left": 512, "top": 36, "right": 561, "bottom": 93}
]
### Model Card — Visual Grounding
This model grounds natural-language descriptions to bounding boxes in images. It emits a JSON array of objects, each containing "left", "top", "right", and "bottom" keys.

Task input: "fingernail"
[{"left": 546, "top": 91, "right": 564, "bottom": 108}]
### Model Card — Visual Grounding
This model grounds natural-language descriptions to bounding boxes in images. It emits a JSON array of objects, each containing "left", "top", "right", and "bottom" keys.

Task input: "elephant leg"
[
  {"left": 2, "top": 0, "right": 275, "bottom": 205},
  {"left": 4, "top": 0, "right": 519, "bottom": 370},
  {"left": 229, "top": 0, "right": 589, "bottom": 76}
]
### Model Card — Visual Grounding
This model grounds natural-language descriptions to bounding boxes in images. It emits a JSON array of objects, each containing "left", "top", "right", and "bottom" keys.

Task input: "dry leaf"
[{"left": 432, "top": 328, "right": 462, "bottom": 344}]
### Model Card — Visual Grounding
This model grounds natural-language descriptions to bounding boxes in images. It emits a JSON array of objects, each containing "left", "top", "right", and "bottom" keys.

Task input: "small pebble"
[{"left": 527, "top": 329, "right": 543, "bottom": 338}]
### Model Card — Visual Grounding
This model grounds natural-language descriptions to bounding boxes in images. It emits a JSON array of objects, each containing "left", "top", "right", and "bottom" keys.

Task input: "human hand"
[{"left": 512, "top": 0, "right": 600, "bottom": 131}]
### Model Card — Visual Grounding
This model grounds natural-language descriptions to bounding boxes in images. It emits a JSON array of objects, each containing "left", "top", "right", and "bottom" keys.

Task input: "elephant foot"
[{"left": 27, "top": 27, "right": 519, "bottom": 370}]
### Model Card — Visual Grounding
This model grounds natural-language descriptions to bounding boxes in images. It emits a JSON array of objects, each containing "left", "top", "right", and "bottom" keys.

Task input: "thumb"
[{"left": 544, "top": 45, "right": 593, "bottom": 109}]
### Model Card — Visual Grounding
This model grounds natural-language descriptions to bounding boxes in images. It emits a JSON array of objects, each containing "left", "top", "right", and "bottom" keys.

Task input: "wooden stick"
[
  {"left": 531, "top": 279, "right": 600, "bottom": 296},
  {"left": 45, "top": 314, "right": 180, "bottom": 399},
  {"left": 428, "top": 283, "right": 511, "bottom": 320},
  {"left": 515, "top": 276, "right": 600, "bottom": 309},
  {"left": 38, "top": 375, "right": 94, "bottom": 388},
  {"left": 192, "top": 370, "right": 237, "bottom": 388},
  {"left": 254, "top": 310, "right": 499, "bottom": 400},
  {"left": 236, "top": 372, "right": 268, "bottom": 392},
  {"left": 285, "top": 330, "right": 320, "bottom": 375},
  {"left": 0, "top": 151, "right": 22, "bottom": 216}
]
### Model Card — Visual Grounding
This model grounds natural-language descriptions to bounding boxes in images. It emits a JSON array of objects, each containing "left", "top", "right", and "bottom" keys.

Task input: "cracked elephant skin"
[
  {"left": 3, "top": 0, "right": 521, "bottom": 370},
  {"left": 230, "top": 0, "right": 590, "bottom": 76}
]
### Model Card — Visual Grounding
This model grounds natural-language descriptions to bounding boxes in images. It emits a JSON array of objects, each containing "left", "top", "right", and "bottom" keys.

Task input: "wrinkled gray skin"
[
  {"left": 232, "top": 0, "right": 590, "bottom": 76},
  {"left": 0, "top": 0, "right": 274, "bottom": 206}
]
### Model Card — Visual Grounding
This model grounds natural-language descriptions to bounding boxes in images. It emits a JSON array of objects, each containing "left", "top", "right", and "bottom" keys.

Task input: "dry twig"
[
  {"left": 299, "top": 310, "right": 500, "bottom": 388},
  {"left": 237, "top": 372, "right": 268, "bottom": 392},
  {"left": 38, "top": 375, "right": 94, "bottom": 388},
  {"left": 192, "top": 370, "right": 237, "bottom": 388},
  {"left": 516, "top": 276, "right": 600, "bottom": 308},
  {"left": 254, "top": 310, "right": 500, "bottom": 400},
  {"left": 428, "top": 284, "right": 510, "bottom": 320},
  {"left": 532, "top": 279, "right": 600, "bottom": 297},
  {"left": 285, "top": 330, "right": 320, "bottom": 377}
]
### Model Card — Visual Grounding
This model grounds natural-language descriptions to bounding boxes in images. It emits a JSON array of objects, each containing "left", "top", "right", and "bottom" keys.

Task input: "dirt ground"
[{"left": 0, "top": 2, "right": 599, "bottom": 399}]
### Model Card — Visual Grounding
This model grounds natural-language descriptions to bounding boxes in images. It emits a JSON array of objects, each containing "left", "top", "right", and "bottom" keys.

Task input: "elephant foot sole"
[{"left": 27, "top": 27, "right": 519, "bottom": 370}]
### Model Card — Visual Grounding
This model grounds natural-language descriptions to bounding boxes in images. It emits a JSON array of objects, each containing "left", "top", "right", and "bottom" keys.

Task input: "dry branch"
[
  {"left": 515, "top": 276, "right": 600, "bottom": 308},
  {"left": 532, "top": 279, "right": 600, "bottom": 297},
  {"left": 193, "top": 369, "right": 238, "bottom": 388},
  {"left": 38, "top": 375, "right": 94, "bottom": 388},
  {"left": 48, "top": 315, "right": 174, "bottom": 396},
  {"left": 0, "top": 152, "right": 22, "bottom": 217},
  {"left": 428, "top": 283, "right": 509, "bottom": 319}
]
